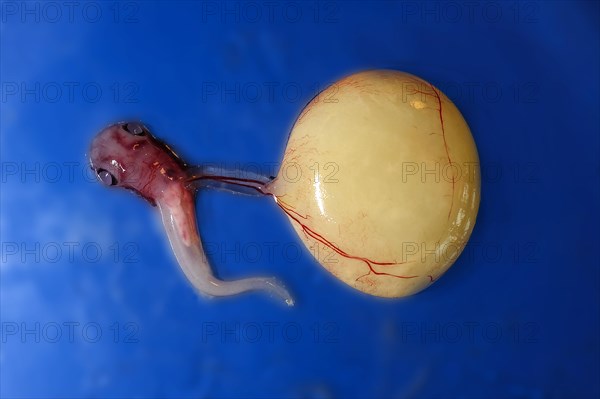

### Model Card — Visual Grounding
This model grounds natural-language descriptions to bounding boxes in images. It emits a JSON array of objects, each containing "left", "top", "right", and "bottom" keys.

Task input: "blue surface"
[{"left": 1, "top": 1, "right": 599, "bottom": 398}]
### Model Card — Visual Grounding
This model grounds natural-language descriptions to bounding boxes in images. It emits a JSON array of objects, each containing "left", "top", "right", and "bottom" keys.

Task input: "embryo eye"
[
  {"left": 97, "top": 169, "right": 117, "bottom": 186},
  {"left": 123, "top": 122, "right": 145, "bottom": 135}
]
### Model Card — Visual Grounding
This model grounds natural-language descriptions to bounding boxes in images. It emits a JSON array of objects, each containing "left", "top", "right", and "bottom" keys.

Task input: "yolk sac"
[
  {"left": 88, "top": 70, "right": 480, "bottom": 305},
  {"left": 267, "top": 70, "right": 480, "bottom": 298}
]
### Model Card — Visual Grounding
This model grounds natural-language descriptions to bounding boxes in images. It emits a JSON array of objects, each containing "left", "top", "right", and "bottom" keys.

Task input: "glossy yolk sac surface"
[{"left": 267, "top": 70, "right": 480, "bottom": 298}]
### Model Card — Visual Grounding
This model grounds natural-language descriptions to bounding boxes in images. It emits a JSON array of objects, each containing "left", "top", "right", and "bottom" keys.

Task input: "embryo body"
[{"left": 89, "top": 122, "right": 294, "bottom": 305}]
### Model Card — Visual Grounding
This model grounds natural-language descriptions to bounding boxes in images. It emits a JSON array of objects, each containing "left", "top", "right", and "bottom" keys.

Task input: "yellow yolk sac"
[{"left": 266, "top": 70, "right": 481, "bottom": 298}]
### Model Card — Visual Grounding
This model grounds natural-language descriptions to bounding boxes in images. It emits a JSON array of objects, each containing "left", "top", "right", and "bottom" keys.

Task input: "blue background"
[{"left": 1, "top": 1, "right": 599, "bottom": 398}]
